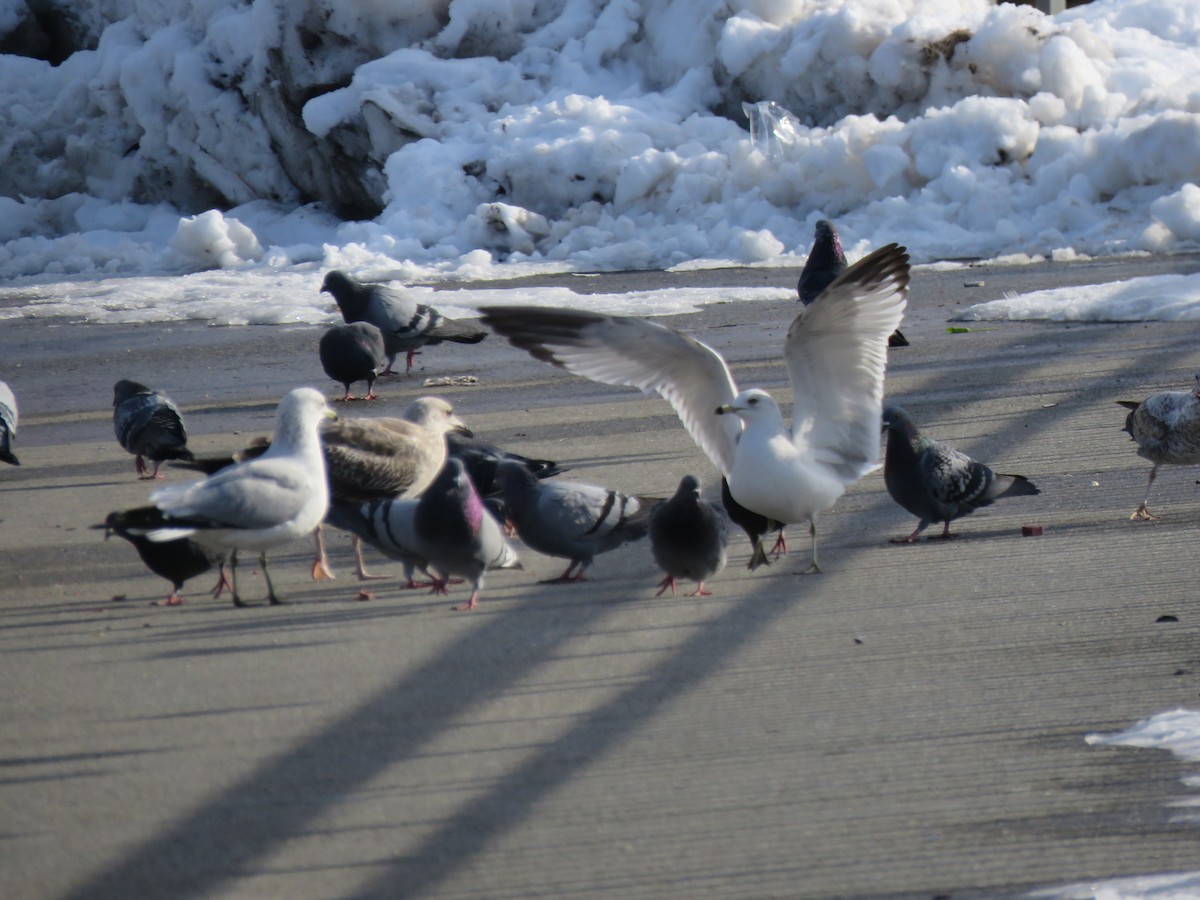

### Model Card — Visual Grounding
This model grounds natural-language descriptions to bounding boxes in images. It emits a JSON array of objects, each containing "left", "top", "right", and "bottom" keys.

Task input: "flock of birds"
[{"left": 2, "top": 221, "right": 1199, "bottom": 610}]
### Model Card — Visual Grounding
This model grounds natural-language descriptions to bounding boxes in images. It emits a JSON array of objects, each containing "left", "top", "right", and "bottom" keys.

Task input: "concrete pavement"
[{"left": 3, "top": 253, "right": 1200, "bottom": 898}]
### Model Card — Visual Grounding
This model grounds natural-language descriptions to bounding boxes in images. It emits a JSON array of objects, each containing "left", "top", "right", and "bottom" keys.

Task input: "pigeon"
[
  {"left": 720, "top": 477, "right": 783, "bottom": 570},
  {"left": 99, "top": 509, "right": 231, "bottom": 606},
  {"left": 650, "top": 475, "right": 729, "bottom": 597},
  {"left": 1118, "top": 372, "right": 1200, "bottom": 519},
  {"left": 495, "top": 460, "right": 652, "bottom": 583},
  {"left": 799, "top": 220, "right": 908, "bottom": 348},
  {"left": 446, "top": 431, "right": 565, "bottom": 498},
  {"left": 123, "top": 387, "right": 335, "bottom": 607},
  {"left": 881, "top": 404, "right": 1040, "bottom": 542},
  {"left": 113, "top": 380, "right": 195, "bottom": 479},
  {"left": 314, "top": 397, "right": 472, "bottom": 579},
  {"left": 319, "top": 322, "right": 387, "bottom": 401},
  {"left": 412, "top": 457, "right": 522, "bottom": 610},
  {"left": 481, "top": 242, "right": 909, "bottom": 574},
  {"left": 321, "top": 270, "right": 487, "bottom": 374},
  {"left": 0, "top": 380, "right": 18, "bottom": 466},
  {"left": 324, "top": 498, "right": 436, "bottom": 591}
]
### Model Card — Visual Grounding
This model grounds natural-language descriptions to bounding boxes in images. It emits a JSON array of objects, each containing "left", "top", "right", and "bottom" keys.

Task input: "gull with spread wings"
[{"left": 480, "top": 243, "right": 909, "bottom": 573}]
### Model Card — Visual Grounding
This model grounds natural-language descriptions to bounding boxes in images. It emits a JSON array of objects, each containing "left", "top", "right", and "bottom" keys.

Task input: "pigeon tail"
[{"left": 989, "top": 474, "right": 1040, "bottom": 500}]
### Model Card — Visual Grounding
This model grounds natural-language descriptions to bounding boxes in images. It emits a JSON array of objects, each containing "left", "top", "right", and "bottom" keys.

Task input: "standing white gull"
[
  {"left": 481, "top": 242, "right": 909, "bottom": 573},
  {"left": 132, "top": 387, "right": 335, "bottom": 607}
]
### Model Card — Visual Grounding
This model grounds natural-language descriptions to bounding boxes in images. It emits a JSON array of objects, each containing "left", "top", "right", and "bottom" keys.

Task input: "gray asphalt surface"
[{"left": 3, "top": 252, "right": 1200, "bottom": 899}]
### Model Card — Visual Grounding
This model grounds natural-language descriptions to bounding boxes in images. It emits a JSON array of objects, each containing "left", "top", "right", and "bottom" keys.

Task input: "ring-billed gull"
[
  {"left": 481, "top": 242, "right": 909, "bottom": 573},
  {"left": 319, "top": 322, "right": 387, "bottom": 401},
  {"left": 881, "top": 405, "right": 1040, "bottom": 543},
  {"left": 1118, "top": 372, "right": 1200, "bottom": 520},
  {"left": 137, "top": 387, "right": 335, "bottom": 607},
  {"left": 112, "top": 380, "right": 194, "bottom": 479},
  {"left": 495, "top": 460, "right": 651, "bottom": 583},
  {"left": 0, "top": 380, "right": 18, "bottom": 466},
  {"left": 650, "top": 475, "right": 729, "bottom": 597},
  {"left": 321, "top": 270, "right": 486, "bottom": 375}
]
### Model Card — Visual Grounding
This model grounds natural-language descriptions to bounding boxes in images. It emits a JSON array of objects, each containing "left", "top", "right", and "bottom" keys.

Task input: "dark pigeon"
[
  {"left": 413, "top": 457, "right": 521, "bottom": 610},
  {"left": 650, "top": 475, "right": 729, "bottom": 596},
  {"left": 101, "top": 507, "right": 230, "bottom": 606},
  {"left": 720, "top": 477, "right": 782, "bottom": 570},
  {"left": 447, "top": 431, "right": 565, "bottom": 498},
  {"left": 882, "top": 405, "right": 1039, "bottom": 542},
  {"left": 113, "top": 379, "right": 194, "bottom": 479},
  {"left": 1118, "top": 371, "right": 1200, "bottom": 519},
  {"left": 321, "top": 270, "right": 487, "bottom": 374},
  {"left": 799, "top": 219, "right": 908, "bottom": 348},
  {"left": 496, "top": 460, "right": 652, "bottom": 583},
  {"left": 0, "top": 380, "right": 18, "bottom": 465},
  {"left": 319, "top": 322, "right": 387, "bottom": 401}
]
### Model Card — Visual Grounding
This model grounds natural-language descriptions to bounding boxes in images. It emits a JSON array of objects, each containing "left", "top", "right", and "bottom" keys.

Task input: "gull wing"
[
  {"left": 480, "top": 307, "right": 742, "bottom": 475},
  {"left": 784, "top": 243, "right": 910, "bottom": 482}
]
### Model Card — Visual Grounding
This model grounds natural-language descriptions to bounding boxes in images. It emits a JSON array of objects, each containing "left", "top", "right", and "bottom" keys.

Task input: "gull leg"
[
  {"left": 311, "top": 526, "right": 336, "bottom": 580},
  {"left": 262, "top": 552, "right": 284, "bottom": 605},
  {"left": 354, "top": 536, "right": 387, "bottom": 581},
  {"left": 1131, "top": 465, "right": 1161, "bottom": 520},
  {"left": 802, "top": 520, "right": 822, "bottom": 574}
]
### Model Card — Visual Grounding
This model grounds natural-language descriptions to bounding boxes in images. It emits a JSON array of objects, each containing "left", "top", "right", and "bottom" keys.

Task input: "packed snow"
[
  {"left": 2, "top": 0, "right": 1200, "bottom": 325},
  {"left": 1028, "top": 711, "right": 1200, "bottom": 899}
]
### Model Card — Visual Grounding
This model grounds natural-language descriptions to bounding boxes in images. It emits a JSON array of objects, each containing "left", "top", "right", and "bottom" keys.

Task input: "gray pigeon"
[
  {"left": 321, "top": 270, "right": 487, "bottom": 374},
  {"left": 882, "top": 405, "right": 1039, "bottom": 542},
  {"left": 1118, "top": 372, "right": 1200, "bottom": 519},
  {"left": 100, "top": 508, "right": 230, "bottom": 606},
  {"left": 319, "top": 322, "right": 387, "bottom": 401},
  {"left": 412, "top": 457, "right": 521, "bottom": 610},
  {"left": 113, "top": 379, "right": 194, "bottom": 479},
  {"left": 324, "top": 498, "right": 435, "bottom": 591},
  {"left": 650, "top": 475, "right": 729, "bottom": 596},
  {"left": 0, "top": 380, "right": 18, "bottom": 465},
  {"left": 496, "top": 460, "right": 652, "bottom": 583},
  {"left": 799, "top": 219, "right": 907, "bottom": 348}
]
